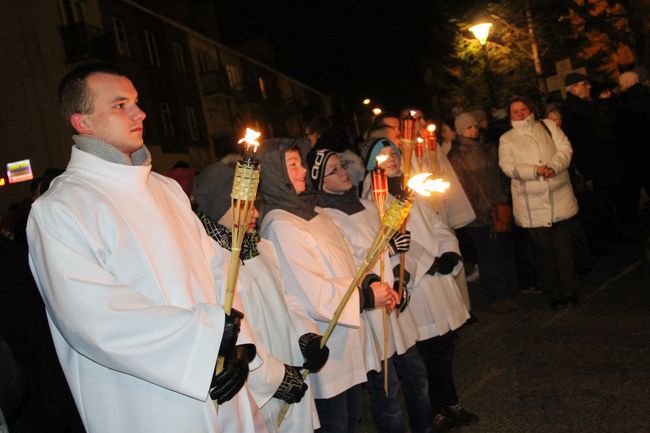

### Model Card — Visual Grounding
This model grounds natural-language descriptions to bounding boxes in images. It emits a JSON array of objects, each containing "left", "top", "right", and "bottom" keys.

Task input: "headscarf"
[{"left": 258, "top": 138, "right": 317, "bottom": 221}]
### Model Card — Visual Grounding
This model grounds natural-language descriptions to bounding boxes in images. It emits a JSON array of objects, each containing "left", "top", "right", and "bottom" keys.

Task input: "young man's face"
[
  {"left": 322, "top": 154, "right": 352, "bottom": 194},
  {"left": 80, "top": 73, "right": 146, "bottom": 156},
  {"left": 284, "top": 150, "right": 307, "bottom": 193},
  {"left": 377, "top": 146, "right": 401, "bottom": 178}
]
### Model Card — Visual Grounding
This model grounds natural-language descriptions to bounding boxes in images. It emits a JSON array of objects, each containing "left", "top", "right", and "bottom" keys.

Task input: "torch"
[
  {"left": 371, "top": 155, "right": 390, "bottom": 395},
  {"left": 415, "top": 137, "right": 425, "bottom": 170},
  {"left": 214, "top": 127, "right": 261, "bottom": 412},
  {"left": 425, "top": 123, "right": 437, "bottom": 174},
  {"left": 277, "top": 187, "right": 415, "bottom": 427},
  {"left": 396, "top": 111, "right": 417, "bottom": 313}
]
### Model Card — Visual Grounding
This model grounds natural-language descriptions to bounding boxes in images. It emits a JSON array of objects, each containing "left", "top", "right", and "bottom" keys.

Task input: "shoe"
[
  {"left": 433, "top": 413, "right": 457, "bottom": 432},
  {"left": 441, "top": 404, "right": 480, "bottom": 425},
  {"left": 465, "top": 264, "right": 479, "bottom": 283}
]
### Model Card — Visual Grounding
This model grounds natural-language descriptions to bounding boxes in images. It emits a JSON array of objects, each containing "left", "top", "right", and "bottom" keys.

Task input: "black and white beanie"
[{"left": 307, "top": 148, "right": 337, "bottom": 191}]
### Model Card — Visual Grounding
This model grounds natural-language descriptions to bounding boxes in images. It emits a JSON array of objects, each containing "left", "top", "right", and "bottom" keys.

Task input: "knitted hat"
[
  {"left": 619, "top": 71, "right": 639, "bottom": 92},
  {"left": 307, "top": 148, "right": 337, "bottom": 191},
  {"left": 361, "top": 138, "right": 400, "bottom": 171},
  {"left": 564, "top": 72, "right": 588, "bottom": 87},
  {"left": 454, "top": 112, "right": 479, "bottom": 135},
  {"left": 192, "top": 162, "right": 234, "bottom": 222}
]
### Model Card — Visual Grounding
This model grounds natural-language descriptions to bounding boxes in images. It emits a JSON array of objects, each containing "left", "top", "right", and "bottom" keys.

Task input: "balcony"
[
  {"left": 198, "top": 71, "right": 230, "bottom": 97},
  {"left": 59, "top": 23, "right": 115, "bottom": 63}
]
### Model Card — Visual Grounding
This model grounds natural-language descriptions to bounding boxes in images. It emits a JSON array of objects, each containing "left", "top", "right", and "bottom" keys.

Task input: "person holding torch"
[
  {"left": 361, "top": 139, "right": 479, "bottom": 431},
  {"left": 307, "top": 147, "right": 434, "bottom": 433},
  {"left": 259, "top": 138, "right": 397, "bottom": 433}
]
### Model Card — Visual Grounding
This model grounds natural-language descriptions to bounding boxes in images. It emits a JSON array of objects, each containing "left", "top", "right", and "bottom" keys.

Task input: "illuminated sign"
[{"left": 7, "top": 159, "right": 34, "bottom": 184}]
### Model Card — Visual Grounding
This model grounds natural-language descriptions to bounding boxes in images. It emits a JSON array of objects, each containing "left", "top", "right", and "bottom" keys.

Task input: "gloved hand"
[
  {"left": 387, "top": 231, "right": 411, "bottom": 256},
  {"left": 392, "top": 266, "right": 411, "bottom": 312},
  {"left": 209, "top": 343, "right": 256, "bottom": 404},
  {"left": 273, "top": 365, "right": 308, "bottom": 403},
  {"left": 360, "top": 273, "right": 381, "bottom": 310},
  {"left": 218, "top": 308, "right": 244, "bottom": 358},
  {"left": 427, "top": 252, "right": 463, "bottom": 276},
  {"left": 299, "top": 333, "right": 329, "bottom": 372}
]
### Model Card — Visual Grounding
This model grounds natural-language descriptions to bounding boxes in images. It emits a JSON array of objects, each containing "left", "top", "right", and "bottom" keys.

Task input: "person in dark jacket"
[{"left": 561, "top": 72, "right": 621, "bottom": 254}]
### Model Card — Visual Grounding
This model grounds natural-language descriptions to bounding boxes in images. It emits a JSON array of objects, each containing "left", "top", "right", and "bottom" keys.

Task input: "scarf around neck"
[
  {"left": 196, "top": 208, "right": 260, "bottom": 262},
  {"left": 315, "top": 188, "right": 365, "bottom": 215},
  {"left": 73, "top": 135, "right": 152, "bottom": 166}
]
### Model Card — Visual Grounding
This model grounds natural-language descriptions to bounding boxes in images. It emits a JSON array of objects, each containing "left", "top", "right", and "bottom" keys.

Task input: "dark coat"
[{"left": 561, "top": 93, "right": 619, "bottom": 186}]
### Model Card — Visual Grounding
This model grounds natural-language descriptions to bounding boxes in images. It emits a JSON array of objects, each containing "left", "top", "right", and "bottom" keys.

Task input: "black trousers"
[
  {"left": 526, "top": 218, "right": 578, "bottom": 304},
  {"left": 415, "top": 331, "right": 458, "bottom": 411}
]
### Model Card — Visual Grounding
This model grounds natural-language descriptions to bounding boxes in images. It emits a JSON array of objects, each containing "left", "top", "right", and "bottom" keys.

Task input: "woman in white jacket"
[{"left": 499, "top": 95, "right": 580, "bottom": 307}]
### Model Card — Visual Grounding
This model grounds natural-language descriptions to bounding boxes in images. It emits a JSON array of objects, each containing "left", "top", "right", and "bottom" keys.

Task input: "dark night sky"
[{"left": 216, "top": 4, "right": 443, "bottom": 113}]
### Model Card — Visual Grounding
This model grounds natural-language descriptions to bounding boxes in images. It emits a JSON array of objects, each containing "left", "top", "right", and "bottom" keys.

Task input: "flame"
[
  {"left": 376, "top": 154, "right": 389, "bottom": 166},
  {"left": 407, "top": 173, "right": 450, "bottom": 197},
  {"left": 427, "top": 124, "right": 436, "bottom": 133},
  {"left": 409, "top": 110, "right": 417, "bottom": 117},
  {"left": 237, "top": 128, "right": 261, "bottom": 152},
  {"left": 416, "top": 137, "right": 424, "bottom": 143}
]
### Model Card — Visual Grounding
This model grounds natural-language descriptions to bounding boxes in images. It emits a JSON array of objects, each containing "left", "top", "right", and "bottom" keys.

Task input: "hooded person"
[
  {"left": 308, "top": 148, "right": 434, "bottom": 433},
  {"left": 258, "top": 138, "right": 397, "bottom": 433},
  {"left": 193, "top": 162, "right": 324, "bottom": 433},
  {"left": 360, "top": 139, "right": 478, "bottom": 431}
]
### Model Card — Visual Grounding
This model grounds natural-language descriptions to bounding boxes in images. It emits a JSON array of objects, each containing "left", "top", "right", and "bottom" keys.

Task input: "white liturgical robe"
[
  {"left": 27, "top": 146, "right": 267, "bottom": 433},
  {"left": 260, "top": 210, "right": 367, "bottom": 400}
]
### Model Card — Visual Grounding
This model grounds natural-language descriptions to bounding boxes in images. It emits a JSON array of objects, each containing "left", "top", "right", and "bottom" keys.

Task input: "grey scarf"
[{"left": 73, "top": 135, "right": 152, "bottom": 166}]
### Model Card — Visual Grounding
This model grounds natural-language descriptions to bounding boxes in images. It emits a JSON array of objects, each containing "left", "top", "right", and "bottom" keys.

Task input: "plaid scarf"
[{"left": 196, "top": 209, "right": 260, "bottom": 262}]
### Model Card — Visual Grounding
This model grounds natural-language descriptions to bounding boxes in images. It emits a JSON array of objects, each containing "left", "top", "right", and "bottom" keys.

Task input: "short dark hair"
[
  {"left": 58, "top": 62, "right": 127, "bottom": 121},
  {"left": 507, "top": 95, "right": 538, "bottom": 120},
  {"left": 305, "top": 116, "right": 331, "bottom": 135},
  {"left": 373, "top": 113, "right": 399, "bottom": 126}
]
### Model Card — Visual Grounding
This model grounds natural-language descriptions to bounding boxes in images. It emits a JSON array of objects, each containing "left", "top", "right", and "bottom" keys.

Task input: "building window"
[
  {"left": 186, "top": 107, "right": 199, "bottom": 141},
  {"left": 159, "top": 102, "right": 175, "bottom": 138},
  {"left": 171, "top": 42, "right": 186, "bottom": 74},
  {"left": 225, "top": 64, "right": 242, "bottom": 90},
  {"left": 111, "top": 17, "right": 130, "bottom": 57},
  {"left": 258, "top": 77, "right": 267, "bottom": 100},
  {"left": 144, "top": 30, "right": 161, "bottom": 67},
  {"left": 197, "top": 50, "right": 210, "bottom": 72}
]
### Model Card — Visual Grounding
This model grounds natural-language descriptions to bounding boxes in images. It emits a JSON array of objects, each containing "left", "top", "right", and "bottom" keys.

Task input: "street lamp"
[
  {"left": 372, "top": 107, "right": 383, "bottom": 116},
  {"left": 362, "top": 98, "right": 371, "bottom": 105},
  {"left": 469, "top": 22, "right": 496, "bottom": 107}
]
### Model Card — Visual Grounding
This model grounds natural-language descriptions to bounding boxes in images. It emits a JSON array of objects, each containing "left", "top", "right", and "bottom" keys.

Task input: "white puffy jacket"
[{"left": 498, "top": 116, "right": 578, "bottom": 228}]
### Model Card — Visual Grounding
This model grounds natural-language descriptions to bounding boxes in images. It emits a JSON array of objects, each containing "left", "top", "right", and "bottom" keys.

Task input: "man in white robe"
[{"left": 26, "top": 62, "right": 267, "bottom": 433}]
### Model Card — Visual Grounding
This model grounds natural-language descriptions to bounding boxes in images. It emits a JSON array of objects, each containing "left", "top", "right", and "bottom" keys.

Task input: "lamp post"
[{"left": 469, "top": 22, "right": 496, "bottom": 107}]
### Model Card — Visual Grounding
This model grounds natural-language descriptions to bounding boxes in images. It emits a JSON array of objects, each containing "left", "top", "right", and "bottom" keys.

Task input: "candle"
[
  {"left": 426, "top": 124, "right": 436, "bottom": 152},
  {"left": 415, "top": 137, "right": 424, "bottom": 159},
  {"left": 401, "top": 112, "right": 415, "bottom": 141}
]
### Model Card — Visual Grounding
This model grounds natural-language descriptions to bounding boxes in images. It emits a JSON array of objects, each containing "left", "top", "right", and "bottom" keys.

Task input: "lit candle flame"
[
  {"left": 237, "top": 128, "right": 261, "bottom": 153},
  {"left": 427, "top": 124, "right": 436, "bottom": 133},
  {"left": 376, "top": 154, "right": 389, "bottom": 166},
  {"left": 409, "top": 110, "right": 417, "bottom": 117},
  {"left": 417, "top": 137, "right": 424, "bottom": 143},
  {"left": 407, "top": 173, "right": 450, "bottom": 197}
]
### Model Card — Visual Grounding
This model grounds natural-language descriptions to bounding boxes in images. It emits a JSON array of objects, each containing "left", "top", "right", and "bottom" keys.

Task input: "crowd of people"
[{"left": 1, "top": 61, "right": 648, "bottom": 433}]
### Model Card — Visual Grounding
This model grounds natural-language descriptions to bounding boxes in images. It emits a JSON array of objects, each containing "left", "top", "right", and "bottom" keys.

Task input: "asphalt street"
[{"left": 360, "top": 218, "right": 650, "bottom": 433}]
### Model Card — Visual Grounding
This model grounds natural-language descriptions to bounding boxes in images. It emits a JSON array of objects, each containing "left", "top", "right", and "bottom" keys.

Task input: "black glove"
[
  {"left": 299, "top": 333, "right": 329, "bottom": 372},
  {"left": 387, "top": 231, "right": 411, "bottom": 256},
  {"left": 218, "top": 308, "right": 244, "bottom": 358},
  {"left": 273, "top": 365, "right": 308, "bottom": 403},
  {"left": 392, "top": 266, "right": 411, "bottom": 312},
  {"left": 360, "top": 273, "right": 381, "bottom": 310},
  {"left": 209, "top": 343, "right": 256, "bottom": 404},
  {"left": 427, "top": 252, "right": 463, "bottom": 276}
]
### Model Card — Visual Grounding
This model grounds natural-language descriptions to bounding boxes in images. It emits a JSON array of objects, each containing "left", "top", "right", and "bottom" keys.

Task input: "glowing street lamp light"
[
  {"left": 469, "top": 22, "right": 492, "bottom": 46},
  {"left": 372, "top": 107, "right": 383, "bottom": 116},
  {"left": 362, "top": 98, "right": 371, "bottom": 105}
]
